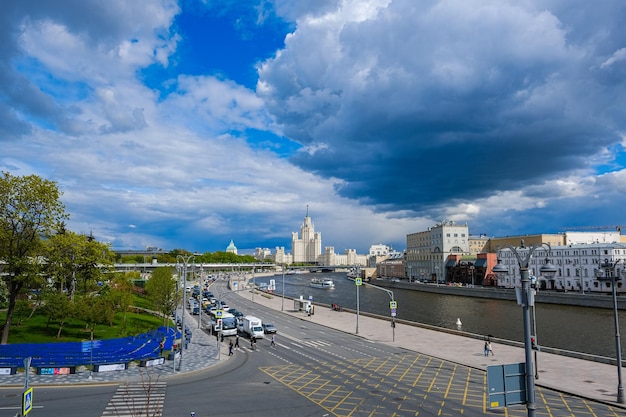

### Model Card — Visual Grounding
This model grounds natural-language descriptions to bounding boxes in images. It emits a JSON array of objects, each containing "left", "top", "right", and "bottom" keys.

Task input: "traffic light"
[
  {"left": 531, "top": 336, "right": 539, "bottom": 351},
  {"left": 216, "top": 319, "right": 222, "bottom": 331}
]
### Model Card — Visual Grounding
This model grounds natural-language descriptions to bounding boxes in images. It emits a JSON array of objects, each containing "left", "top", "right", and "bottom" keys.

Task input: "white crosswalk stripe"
[
  {"left": 298, "top": 340, "right": 332, "bottom": 348},
  {"left": 101, "top": 381, "right": 167, "bottom": 417}
]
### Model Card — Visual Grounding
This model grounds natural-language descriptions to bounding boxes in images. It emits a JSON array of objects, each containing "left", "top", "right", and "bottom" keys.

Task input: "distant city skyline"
[{"left": 2, "top": 1, "right": 625, "bottom": 255}]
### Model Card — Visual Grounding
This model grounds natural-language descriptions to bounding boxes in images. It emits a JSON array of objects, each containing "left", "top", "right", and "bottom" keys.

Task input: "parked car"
[{"left": 262, "top": 323, "right": 277, "bottom": 334}]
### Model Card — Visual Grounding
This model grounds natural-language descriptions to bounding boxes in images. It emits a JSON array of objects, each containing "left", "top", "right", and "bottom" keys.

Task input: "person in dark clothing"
[{"left": 228, "top": 341, "right": 234, "bottom": 356}]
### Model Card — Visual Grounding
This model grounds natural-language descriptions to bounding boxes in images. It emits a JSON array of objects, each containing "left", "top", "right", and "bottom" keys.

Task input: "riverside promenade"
[
  {"left": 236, "top": 285, "right": 626, "bottom": 410},
  {"left": 1, "top": 282, "right": 625, "bottom": 411}
]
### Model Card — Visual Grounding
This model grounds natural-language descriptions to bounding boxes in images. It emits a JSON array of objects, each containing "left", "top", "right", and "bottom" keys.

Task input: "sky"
[{"left": 2, "top": 0, "right": 626, "bottom": 255}]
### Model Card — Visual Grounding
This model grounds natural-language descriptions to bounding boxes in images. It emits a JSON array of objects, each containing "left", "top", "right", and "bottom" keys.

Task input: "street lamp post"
[
  {"left": 251, "top": 265, "right": 255, "bottom": 302},
  {"left": 176, "top": 254, "right": 195, "bottom": 371},
  {"left": 492, "top": 241, "right": 557, "bottom": 417},
  {"left": 281, "top": 265, "right": 285, "bottom": 312},
  {"left": 595, "top": 259, "right": 625, "bottom": 404}
]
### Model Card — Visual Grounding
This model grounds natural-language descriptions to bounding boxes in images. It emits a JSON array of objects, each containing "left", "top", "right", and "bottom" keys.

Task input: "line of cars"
[
  {"left": 187, "top": 282, "right": 278, "bottom": 339},
  {"left": 207, "top": 307, "right": 277, "bottom": 339}
]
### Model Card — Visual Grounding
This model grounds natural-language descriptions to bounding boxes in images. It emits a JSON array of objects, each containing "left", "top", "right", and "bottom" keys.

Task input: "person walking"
[
  {"left": 234, "top": 334, "right": 240, "bottom": 349},
  {"left": 159, "top": 338, "right": 165, "bottom": 355},
  {"left": 271, "top": 334, "right": 276, "bottom": 347},
  {"left": 487, "top": 341, "right": 494, "bottom": 356},
  {"left": 228, "top": 340, "right": 234, "bottom": 356},
  {"left": 251, "top": 336, "right": 256, "bottom": 350},
  {"left": 484, "top": 341, "right": 490, "bottom": 357}
]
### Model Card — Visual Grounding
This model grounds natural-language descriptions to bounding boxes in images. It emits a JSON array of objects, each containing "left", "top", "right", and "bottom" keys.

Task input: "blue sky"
[{"left": 1, "top": 0, "right": 625, "bottom": 254}]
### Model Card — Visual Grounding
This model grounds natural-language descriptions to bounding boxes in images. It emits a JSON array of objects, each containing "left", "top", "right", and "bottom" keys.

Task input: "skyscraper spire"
[{"left": 306, "top": 204, "right": 309, "bottom": 217}]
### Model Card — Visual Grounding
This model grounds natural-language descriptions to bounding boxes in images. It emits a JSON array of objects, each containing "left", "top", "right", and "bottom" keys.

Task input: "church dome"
[{"left": 226, "top": 239, "right": 238, "bottom": 254}]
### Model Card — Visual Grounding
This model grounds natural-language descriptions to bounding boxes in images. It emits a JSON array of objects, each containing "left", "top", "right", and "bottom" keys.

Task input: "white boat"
[{"left": 309, "top": 278, "right": 335, "bottom": 289}]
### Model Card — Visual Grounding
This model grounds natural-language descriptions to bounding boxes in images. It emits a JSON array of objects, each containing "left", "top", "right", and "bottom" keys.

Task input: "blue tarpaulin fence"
[{"left": 0, "top": 326, "right": 179, "bottom": 368}]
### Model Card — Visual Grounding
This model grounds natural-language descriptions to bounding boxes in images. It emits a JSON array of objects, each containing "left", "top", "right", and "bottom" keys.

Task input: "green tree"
[
  {"left": 44, "top": 231, "right": 114, "bottom": 298},
  {"left": 43, "top": 292, "right": 74, "bottom": 339},
  {"left": 0, "top": 172, "right": 68, "bottom": 344},
  {"left": 145, "top": 267, "right": 177, "bottom": 325},
  {"left": 106, "top": 275, "right": 135, "bottom": 324}
]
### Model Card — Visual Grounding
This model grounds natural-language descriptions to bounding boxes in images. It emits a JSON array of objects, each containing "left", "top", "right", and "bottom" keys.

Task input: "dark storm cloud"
[{"left": 258, "top": 0, "right": 626, "bottom": 214}]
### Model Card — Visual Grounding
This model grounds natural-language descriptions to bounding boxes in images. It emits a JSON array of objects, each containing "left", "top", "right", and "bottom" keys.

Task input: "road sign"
[
  {"left": 355, "top": 277, "right": 362, "bottom": 286},
  {"left": 22, "top": 387, "right": 33, "bottom": 415},
  {"left": 216, "top": 310, "right": 223, "bottom": 318},
  {"left": 487, "top": 363, "right": 526, "bottom": 408},
  {"left": 389, "top": 301, "right": 397, "bottom": 310},
  {"left": 391, "top": 308, "right": 397, "bottom": 317}
]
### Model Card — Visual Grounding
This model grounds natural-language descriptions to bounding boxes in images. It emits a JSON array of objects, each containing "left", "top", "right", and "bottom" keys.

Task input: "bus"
[{"left": 209, "top": 311, "right": 238, "bottom": 336}]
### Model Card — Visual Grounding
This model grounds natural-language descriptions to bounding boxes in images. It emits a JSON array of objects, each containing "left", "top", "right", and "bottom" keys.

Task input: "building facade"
[
  {"left": 406, "top": 221, "right": 470, "bottom": 282},
  {"left": 292, "top": 209, "right": 322, "bottom": 264},
  {"left": 495, "top": 242, "right": 626, "bottom": 293}
]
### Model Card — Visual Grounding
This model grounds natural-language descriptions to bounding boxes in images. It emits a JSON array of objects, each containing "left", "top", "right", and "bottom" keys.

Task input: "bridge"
[{"left": 113, "top": 263, "right": 350, "bottom": 275}]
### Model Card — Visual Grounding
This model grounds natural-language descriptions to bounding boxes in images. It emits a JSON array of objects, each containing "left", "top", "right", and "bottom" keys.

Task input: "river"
[{"left": 252, "top": 271, "right": 626, "bottom": 358}]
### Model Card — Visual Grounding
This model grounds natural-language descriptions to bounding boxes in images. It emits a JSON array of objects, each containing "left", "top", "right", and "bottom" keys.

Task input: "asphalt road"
[{"left": 1, "top": 279, "right": 624, "bottom": 416}]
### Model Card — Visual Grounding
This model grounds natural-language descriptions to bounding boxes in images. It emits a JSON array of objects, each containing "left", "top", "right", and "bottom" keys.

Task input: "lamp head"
[
  {"left": 492, "top": 259, "right": 508, "bottom": 278},
  {"left": 539, "top": 259, "right": 558, "bottom": 279}
]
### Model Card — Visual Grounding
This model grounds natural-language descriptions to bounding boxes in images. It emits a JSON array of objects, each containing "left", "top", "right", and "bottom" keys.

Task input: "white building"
[
  {"left": 369, "top": 244, "right": 391, "bottom": 256},
  {"left": 406, "top": 221, "right": 469, "bottom": 282},
  {"left": 273, "top": 246, "right": 293, "bottom": 265},
  {"left": 292, "top": 208, "right": 322, "bottom": 263},
  {"left": 254, "top": 247, "right": 272, "bottom": 261},
  {"left": 225, "top": 239, "right": 237, "bottom": 255},
  {"left": 319, "top": 247, "right": 367, "bottom": 266},
  {"left": 495, "top": 242, "right": 626, "bottom": 293}
]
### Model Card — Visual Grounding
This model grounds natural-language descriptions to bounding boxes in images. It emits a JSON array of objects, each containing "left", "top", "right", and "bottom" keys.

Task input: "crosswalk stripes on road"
[
  {"left": 299, "top": 340, "right": 332, "bottom": 348},
  {"left": 101, "top": 381, "right": 167, "bottom": 417}
]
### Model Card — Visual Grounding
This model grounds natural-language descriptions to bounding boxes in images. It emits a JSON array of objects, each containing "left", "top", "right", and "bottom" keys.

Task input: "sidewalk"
[
  {"left": 2, "top": 286, "right": 625, "bottom": 410},
  {"left": 236, "top": 287, "right": 626, "bottom": 409}
]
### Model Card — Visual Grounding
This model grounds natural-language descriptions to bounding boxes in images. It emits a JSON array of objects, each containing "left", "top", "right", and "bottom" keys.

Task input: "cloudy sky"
[{"left": 2, "top": 0, "right": 625, "bottom": 254}]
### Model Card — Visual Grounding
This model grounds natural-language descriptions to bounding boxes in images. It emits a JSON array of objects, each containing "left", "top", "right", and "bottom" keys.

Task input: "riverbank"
[
  {"left": 372, "top": 278, "right": 626, "bottom": 309},
  {"left": 235, "top": 285, "right": 626, "bottom": 409}
]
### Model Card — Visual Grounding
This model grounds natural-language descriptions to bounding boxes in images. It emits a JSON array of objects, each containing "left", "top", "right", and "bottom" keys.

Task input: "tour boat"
[{"left": 309, "top": 278, "right": 335, "bottom": 289}]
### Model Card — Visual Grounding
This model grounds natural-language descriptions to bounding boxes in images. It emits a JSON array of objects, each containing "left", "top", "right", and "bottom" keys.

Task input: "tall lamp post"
[
  {"left": 492, "top": 241, "right": 557, "bottom": 417},
  {"left": 595, "top": 259, "right": 624, "bottom": 404},
  {"left": 281, "top": 265, "right": 285, "bottom": 312},
  {"left": 176, "top": 254, "right": 195, "bottom": 371}
]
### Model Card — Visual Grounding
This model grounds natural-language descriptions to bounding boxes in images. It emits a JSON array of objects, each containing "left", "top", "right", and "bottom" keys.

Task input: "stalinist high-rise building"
[{"left": 292, "top": 207, "right": 322, "bottom": 263}]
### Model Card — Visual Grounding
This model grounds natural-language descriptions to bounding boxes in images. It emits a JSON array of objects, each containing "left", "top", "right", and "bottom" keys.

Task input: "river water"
[{"left": 253, "top": 272, "right": 626, "bottom": 358}]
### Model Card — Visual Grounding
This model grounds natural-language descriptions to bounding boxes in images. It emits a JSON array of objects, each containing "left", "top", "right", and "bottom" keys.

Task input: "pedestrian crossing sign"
[
  {"left": 216, "top": 310, "right": 223, "bottom": 318},
  {"left": 355, "top": 277, "right": 362, "bottom": 286},
  {"left": 390, "top": 301, "right": 397, "bottom": 309},
  {"left": 22, "top": 387, "right": 33, "bottom": 415}
]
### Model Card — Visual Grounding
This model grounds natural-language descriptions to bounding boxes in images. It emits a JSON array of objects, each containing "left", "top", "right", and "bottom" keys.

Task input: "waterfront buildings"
[
  {"left": 406, "top": 221, "right": 469, "bottom": 282},
  {"left": 496, "top": 242, "right": 626, "bottom": 293}
]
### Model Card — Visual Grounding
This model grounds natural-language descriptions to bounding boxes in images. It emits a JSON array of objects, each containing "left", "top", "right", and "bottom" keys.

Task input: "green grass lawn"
[{"left": 1, "top": 294, "right": 175, "bottom": 344}]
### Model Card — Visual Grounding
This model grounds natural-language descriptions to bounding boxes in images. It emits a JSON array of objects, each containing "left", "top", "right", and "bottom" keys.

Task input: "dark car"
[{"left": 262, "top": 323, "right": 277, "bottom": 334}]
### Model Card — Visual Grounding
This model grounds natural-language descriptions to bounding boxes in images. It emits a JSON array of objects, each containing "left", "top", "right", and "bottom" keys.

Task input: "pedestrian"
[
  {"left": 228, "top": 340, "right": 234, "bottom": 356},
  {"left": 251, "top": 336, "right": 256, "bottom": 350},
  {"left": 271, "top": 334, "right": 276, "bottom": 347},
  {"left": 234, "top": 334, "right": 240, "bottom": 349},
  {"left": 159, "top": 338, "right": 165, "bottom": 355},
  {"left": 488, "top": 341, "right": 494, "bottom": 356},
  {"left": 484, "top": 341, "right": 489, "bottom": 357}
]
